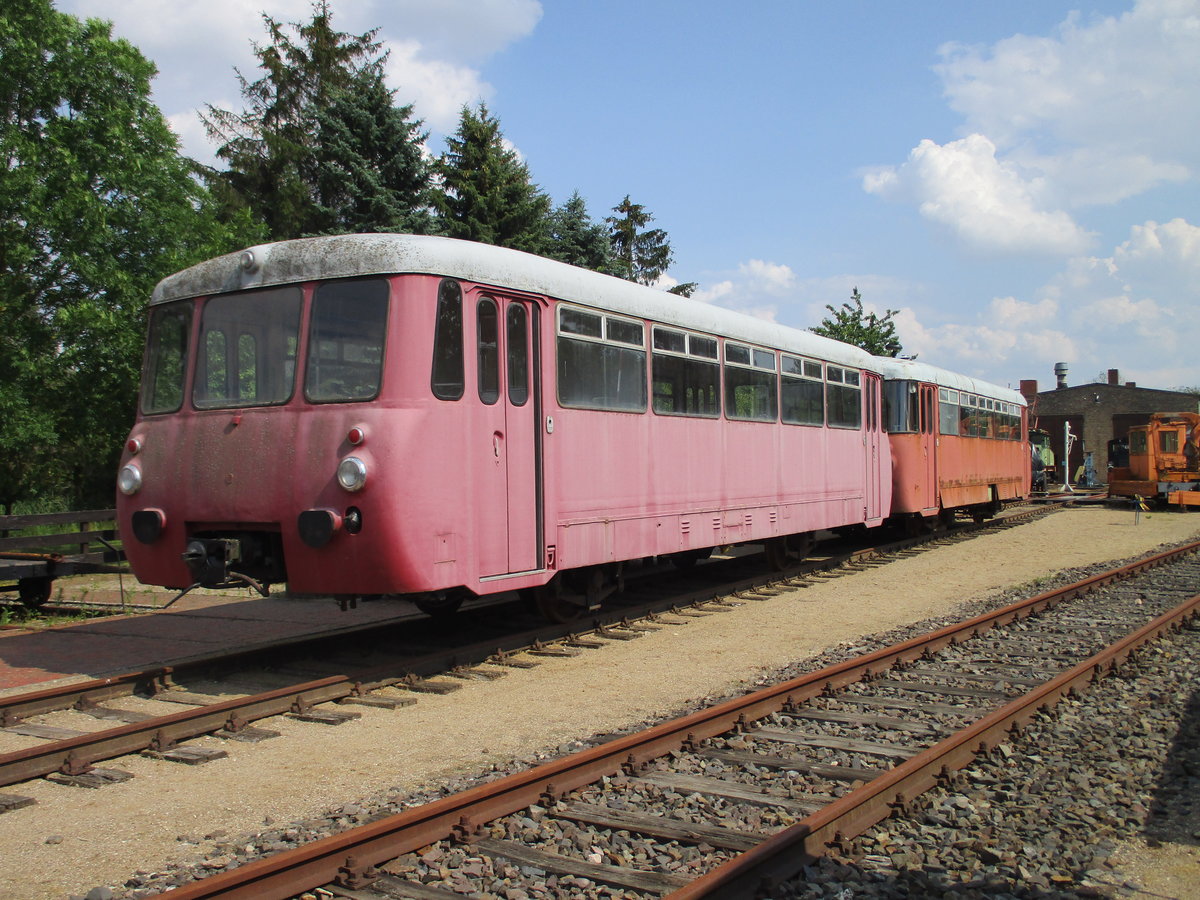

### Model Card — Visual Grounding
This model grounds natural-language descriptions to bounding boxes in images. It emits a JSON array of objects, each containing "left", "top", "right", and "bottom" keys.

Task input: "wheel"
[
  {"left": 531, "top": 576, "right": 586, "bottom": 623},
  {"left": 414, "top": 588, "right": 467, "bottom": 619},
  {"left": 764, "top": 537, "right": 790, "bottom": 571},
  {"left": 670, "top": 548, "right": 712, "bottom": 571},
  {"left": 18, "top": 577, "right": 52, "bottom": 609},
  {"left": 785, "top": 532, "right": 814, "bottom": 561}
]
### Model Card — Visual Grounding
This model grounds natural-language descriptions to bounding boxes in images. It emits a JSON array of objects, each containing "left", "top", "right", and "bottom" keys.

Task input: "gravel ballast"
[{"left": 0, "top": 505, "right": 1197, "bottom": 899}]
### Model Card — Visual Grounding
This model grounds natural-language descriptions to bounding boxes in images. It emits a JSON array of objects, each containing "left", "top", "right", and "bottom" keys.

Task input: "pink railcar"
[
  {"left": 116, "top": 234, "right": 1016, "bottom": 620},
  {"left": 874, "top": 358, "right": 1029, "bottom": 528}
]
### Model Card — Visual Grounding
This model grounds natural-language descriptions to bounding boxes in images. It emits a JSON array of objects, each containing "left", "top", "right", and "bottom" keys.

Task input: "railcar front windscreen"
[
  {"left": 305, "top": 278, "right": 388, "bottom": 403},
  {"left": 194, "top": 286, "right": 302, "bottom": 409},
  {"left": 141, "top": 302, "right": 192, "bottom": 414}
]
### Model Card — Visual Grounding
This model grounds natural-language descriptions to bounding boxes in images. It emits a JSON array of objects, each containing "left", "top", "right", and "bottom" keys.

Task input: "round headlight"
[
  {"left": 336, "top": 456, "right": 367, "bottom": 492},
  {"left": 118, "top": 463, "right": 143, "bottom": 496}
]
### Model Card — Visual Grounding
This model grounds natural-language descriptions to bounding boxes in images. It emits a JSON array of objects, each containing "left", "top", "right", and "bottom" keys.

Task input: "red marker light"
[
  {"left": 126, "top": 437, "right": 142, "bottom": 455},
  {"left": 348, "top": 427, "right": 366, "bottom": 446}
]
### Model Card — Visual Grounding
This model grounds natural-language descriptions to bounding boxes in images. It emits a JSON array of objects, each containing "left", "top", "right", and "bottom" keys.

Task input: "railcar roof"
[
  {"left": 872, "top": 356, "right": 1026, "bottom": 406},
  {"left": 152, "top": 233, "right": 877, "bottom": 371}
]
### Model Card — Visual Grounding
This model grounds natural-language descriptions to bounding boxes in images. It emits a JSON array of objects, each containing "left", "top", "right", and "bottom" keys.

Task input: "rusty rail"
[
  {"left": 151, "top": 539, "right": 1200, "bottom": 899},
  {"left": 669, "top": 588, "right": 1200, "bottom": 897}
]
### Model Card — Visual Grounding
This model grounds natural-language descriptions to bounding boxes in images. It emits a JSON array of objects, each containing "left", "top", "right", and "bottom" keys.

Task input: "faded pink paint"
[{"left": 119, "top": 271, "right": 896, "bottom": 601}]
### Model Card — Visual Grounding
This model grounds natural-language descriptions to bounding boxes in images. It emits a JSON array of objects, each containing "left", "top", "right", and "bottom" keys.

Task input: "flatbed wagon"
[{"left": 0, "top": 510, "right": 126, "bottom": 607}]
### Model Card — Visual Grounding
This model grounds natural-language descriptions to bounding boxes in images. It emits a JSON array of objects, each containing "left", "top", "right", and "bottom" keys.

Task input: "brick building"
[{"left": 1021, "top": 365, "right": 1199, "bottom": 484}]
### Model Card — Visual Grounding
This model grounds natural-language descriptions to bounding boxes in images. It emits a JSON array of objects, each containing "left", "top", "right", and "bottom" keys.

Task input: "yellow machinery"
[{"left": 1109, "top": 412, "right": 1200, "bottom": 506}]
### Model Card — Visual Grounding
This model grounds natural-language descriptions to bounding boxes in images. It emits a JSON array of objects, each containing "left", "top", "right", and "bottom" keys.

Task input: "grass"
[{"left": 0, "top": 601, "right": 126, "bottom": 628}]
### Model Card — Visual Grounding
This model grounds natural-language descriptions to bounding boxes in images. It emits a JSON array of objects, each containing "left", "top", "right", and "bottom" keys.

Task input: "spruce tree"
[
  {"left": 546, "top": 192, "right": 617, "bottom": 273},
  {"left": 305, "top": 65, "right": 437, "bottom": 235},
  {"left": 606, "top": 196, "right": 673, "bottom": 285},
  {"left": 434, "top": 103, "right": 551, "bottom": 253},
  {"left": 202, "top": 1, "right": 383, "bottom": 239}
]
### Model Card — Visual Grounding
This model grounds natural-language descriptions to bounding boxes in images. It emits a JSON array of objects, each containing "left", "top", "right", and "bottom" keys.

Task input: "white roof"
[
  {"left": 152, "top": 233, "right": 878, "bottom": 371},
  {"left": 873, "top": 356, "right": 1026, "bottom": 407}
]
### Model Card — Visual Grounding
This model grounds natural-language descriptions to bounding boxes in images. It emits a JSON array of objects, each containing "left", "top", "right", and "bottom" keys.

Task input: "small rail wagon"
[
  {"left": 1109, "top": 412, "right": 1200, "bottom": 507},
  {"left": 117, "top": 234, "right": 898, "bottom": 620},
  {"left": 874, "top": 358, "right": 1030, "bottom": 529}
]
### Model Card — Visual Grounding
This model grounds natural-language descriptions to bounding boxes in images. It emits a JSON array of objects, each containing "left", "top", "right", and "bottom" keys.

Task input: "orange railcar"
[{"left": 875, "top": 359, "right": 1030, "bottom": 529}]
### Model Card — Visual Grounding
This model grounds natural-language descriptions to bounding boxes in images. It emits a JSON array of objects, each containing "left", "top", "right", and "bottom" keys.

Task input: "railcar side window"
[
  {"left": 651, "top": 327, "right": 719, "bottom": 417},
  {"left": 476, "top": 298, "right": 500, "bottom": 405},
  {"left": 939, "top": 388, "right": 959, "bottom": 435},
  {"left": 724, "top": 342, "right": 777, "bottom": 422},
  {"left": 826, "top": 367, "right": 862, "bottom": 429},
  {"left": 1131, "top": 430, "right": 1147, "bottom": 454},
  {"left": 305, "top": 279, "right": 388, "bottom": 403},
  {"left": 194, "top": 286, "right": 301, "bottom": 409},
  {"left": 882, "top": 380, "right": 913, "bottom": 432},
  {"left": 1161, "top": 430, "right": 1180, "bottom": 453},
  {"left": 507, "top": 304, "right": 529, "bottom": 406},
  {"left": 141, "top": 302, "right": 192, "bottom": 415},
  {"left": 781, "top": 355, "right": 824, "bottom": 426},
  {"left": 432, "top": 279, "right": 465, "bottom": 400},
  {"left": 557, "top": 305, "right": 647, "bottom": 412}
]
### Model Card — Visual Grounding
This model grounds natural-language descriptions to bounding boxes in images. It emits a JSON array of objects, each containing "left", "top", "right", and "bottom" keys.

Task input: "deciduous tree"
[
  {"left": 0, "top": 0, "right": 260, "bottom": 509},
  {"left": 810, "top": 288, "right": 905, "bottom": 357}
]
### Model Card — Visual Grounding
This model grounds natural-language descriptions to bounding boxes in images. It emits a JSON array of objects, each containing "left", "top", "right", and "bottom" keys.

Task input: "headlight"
[
  {"left": 118, "top": 463, "right": 142, "bottom": 495},
  {"left": 336, "top": 456, "right": 367, "bottom": 492}
]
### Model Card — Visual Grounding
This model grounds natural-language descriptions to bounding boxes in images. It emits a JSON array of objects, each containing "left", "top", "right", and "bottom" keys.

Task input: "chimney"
[
  {"left": 1054, "top": 362, "right": 1069, "bottom": 390},
  {"left": 1126, "top": 381, "right": 1136, "bottom": 388},
  {"left": 1019, "top": 380, "right": 1038, "bottom": 402},
  {"left": 1108, "top": 368, "right": 1119, "bottom": 385}
]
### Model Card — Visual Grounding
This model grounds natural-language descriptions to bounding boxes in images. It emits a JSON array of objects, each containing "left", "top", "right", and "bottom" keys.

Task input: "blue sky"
[{"left": 60, "top": 0, "right": 1199, "bottom": 393}]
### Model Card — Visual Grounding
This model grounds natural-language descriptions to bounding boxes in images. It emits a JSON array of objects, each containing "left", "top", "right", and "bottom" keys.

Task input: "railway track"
[
  {"left": 94, "top": 533, "right": 1200, "bottom": 899},
  {"left": 0, "top": 506, "right": 1060, "bottom": 810}
]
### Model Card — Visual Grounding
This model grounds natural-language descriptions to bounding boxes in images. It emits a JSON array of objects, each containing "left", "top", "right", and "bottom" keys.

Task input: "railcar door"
[
  {"left": 475, "top": 295, "right": 542, "bottom": 577},
  {"left": 863, "top": 372, "right": 884, "bottom": 522},
  {"left": 919, "top": 382, "right": 938, "bottom": 511}
]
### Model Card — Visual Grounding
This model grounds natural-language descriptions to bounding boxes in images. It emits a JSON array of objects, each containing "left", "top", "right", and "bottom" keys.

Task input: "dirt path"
[{"left": 1, "top": 505, "right": 1197, "bottom": 899}]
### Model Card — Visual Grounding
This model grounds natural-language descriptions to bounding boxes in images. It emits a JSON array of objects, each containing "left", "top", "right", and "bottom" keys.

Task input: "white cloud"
[
  {"left": 865, "top": 134, "right": 1093, "bottom": 255},
  {"left": 58, "top": 0, "right": 544, "bottom": 157},
  {"left": 369, "top": 0, "right": 543, "bottom": 63},
  {"left": 383, "top": 40, "right": 493, "bottom": 133},
  {"left": 867, "top": 0, "right": 1199, "bottom": 257},
  {"left": 936, "top": 1, "right": 1199, "bottom": 160},
  {"left": 907, "top": 216, "right": 1200, "bottom": 386},
  {"left": 691, "top": 278, "right": 778, "bottom": 322},
  {"left": 1115, "top": 217, "right": 1200, "bottom": 269},
  {"left": 738, "top": 259, "right": 797, "bottom": 295},
  {"left": 894, "top": 298, "right": 1078, "bottom": 377},
  {"left": 989, "top": 295, "right": 1059, "bottom": 329},
  {"left": 934, "top": 0, "right": 1199, "bottom": 204},
  {"left": 691, "top": 280, "right": 735, "bottom": 305}
]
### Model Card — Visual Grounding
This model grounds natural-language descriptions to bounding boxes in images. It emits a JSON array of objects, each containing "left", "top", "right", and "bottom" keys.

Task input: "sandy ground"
[{"left": 1, "top": 505, "right": 1199, "bottom": 899}]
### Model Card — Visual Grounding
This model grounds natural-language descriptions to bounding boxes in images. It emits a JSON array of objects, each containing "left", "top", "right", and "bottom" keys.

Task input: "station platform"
[{"left": 0, "top": 583, "right": 417, "bottom": 697}]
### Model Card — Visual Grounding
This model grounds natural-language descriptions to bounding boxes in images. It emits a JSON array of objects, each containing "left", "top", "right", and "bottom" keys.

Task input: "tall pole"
[{"left": 1061, "top": 421, "right": 1075, "bottom": 493}]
